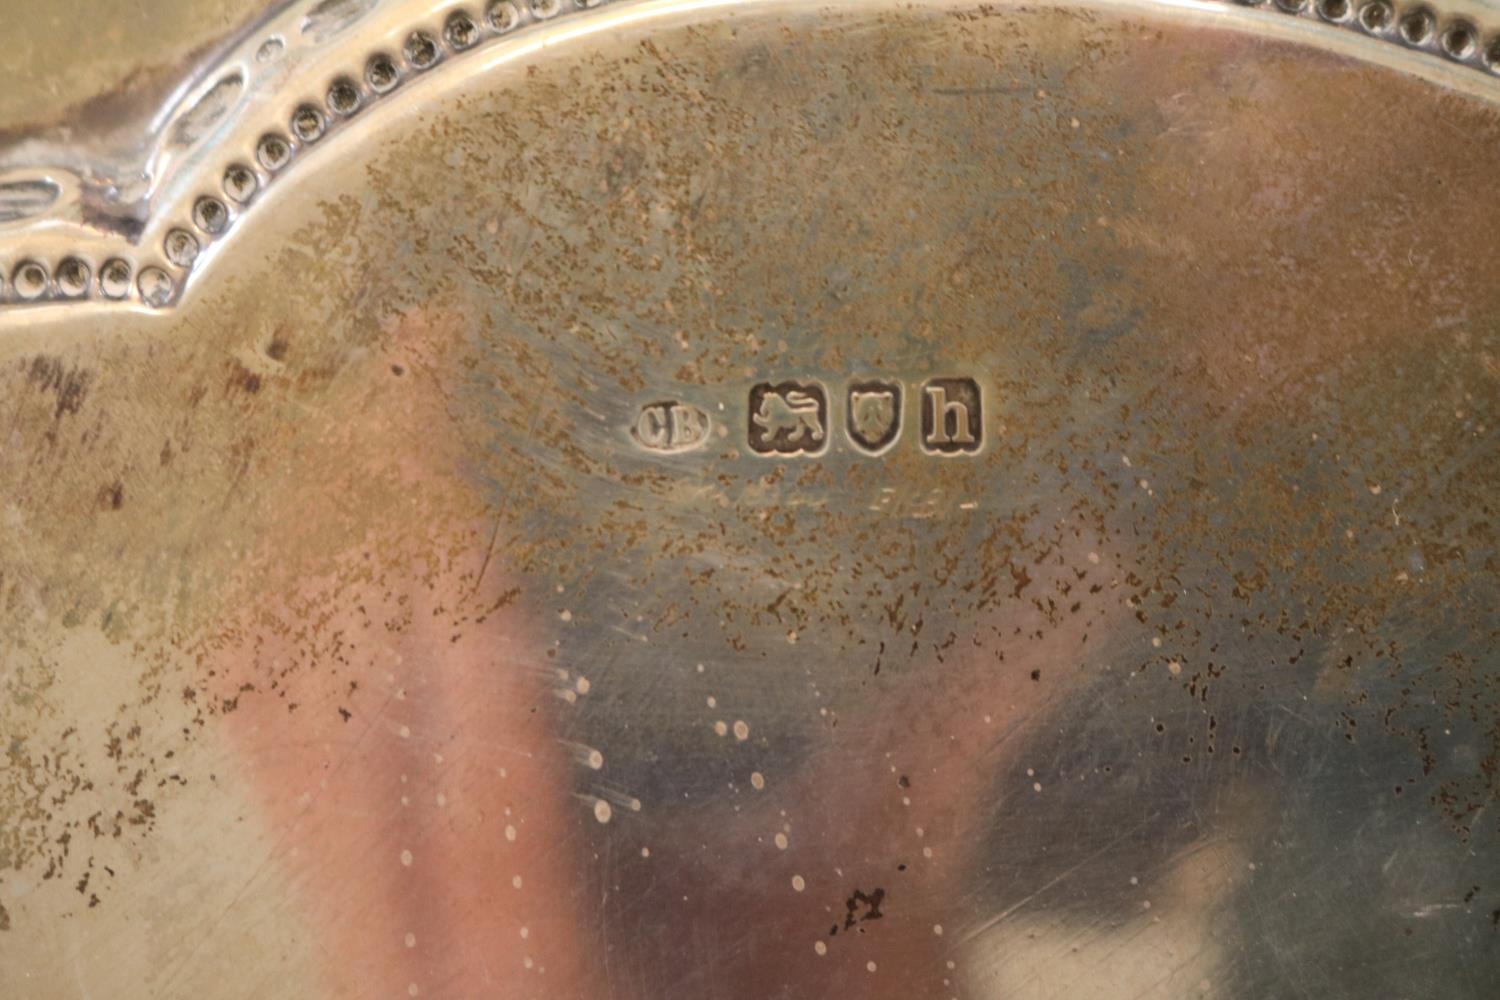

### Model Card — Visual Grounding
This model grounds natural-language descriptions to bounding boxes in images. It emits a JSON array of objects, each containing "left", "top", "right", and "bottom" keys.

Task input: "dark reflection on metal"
[{"left": 0, "top": 1, "right": 1497, "bottom": 998}]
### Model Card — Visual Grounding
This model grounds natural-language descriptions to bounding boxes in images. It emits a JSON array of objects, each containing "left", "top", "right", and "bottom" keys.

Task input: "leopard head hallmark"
[{"left": 847, "top": 380, "right": 902, "bottom": 454}]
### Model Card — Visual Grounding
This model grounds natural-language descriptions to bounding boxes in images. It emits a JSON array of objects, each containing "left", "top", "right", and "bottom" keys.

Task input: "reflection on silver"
[{"left": 0, "top": 0, "right": 1496, "bottom": 998}]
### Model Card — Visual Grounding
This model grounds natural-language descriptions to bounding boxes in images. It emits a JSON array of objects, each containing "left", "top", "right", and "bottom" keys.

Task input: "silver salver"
[{"left": 0, "top": 0, "right": 1497, "bottom": 997}]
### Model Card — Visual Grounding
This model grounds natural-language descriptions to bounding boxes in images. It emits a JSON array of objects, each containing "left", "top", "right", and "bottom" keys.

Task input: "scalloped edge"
[{"left": 0, "top": 0, "right": 1497, "bottom": 312}]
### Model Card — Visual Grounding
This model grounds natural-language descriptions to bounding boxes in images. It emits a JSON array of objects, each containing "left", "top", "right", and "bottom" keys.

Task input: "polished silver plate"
[{"left": 1, "top": 0, "right": 1498, "bottom": 997}]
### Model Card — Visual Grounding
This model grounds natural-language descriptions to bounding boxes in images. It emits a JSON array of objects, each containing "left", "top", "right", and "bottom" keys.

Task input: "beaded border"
[
  {"left": 0, "top": 0, "right": 608, "bottom": 311},
  {"left": 0, "top": 0, "right": 1497, "bottom": 312}
]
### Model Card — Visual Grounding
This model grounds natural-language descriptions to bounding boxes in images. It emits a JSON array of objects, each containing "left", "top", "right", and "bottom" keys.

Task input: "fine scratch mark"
[
  {"left": 930, "top": 85, "right": 1030, "bottom": 97},
  {"left": 468, "top": 515, "right": 503, "bottom": 602},
  {"left": 959, "top": 823, "right": 1144, "bottom": 946}
]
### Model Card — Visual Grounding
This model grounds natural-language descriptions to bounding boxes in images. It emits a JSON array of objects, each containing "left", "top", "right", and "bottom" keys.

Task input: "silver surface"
[{"left": 1, "top": 1, "right": 1498, "bottom": 997}]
